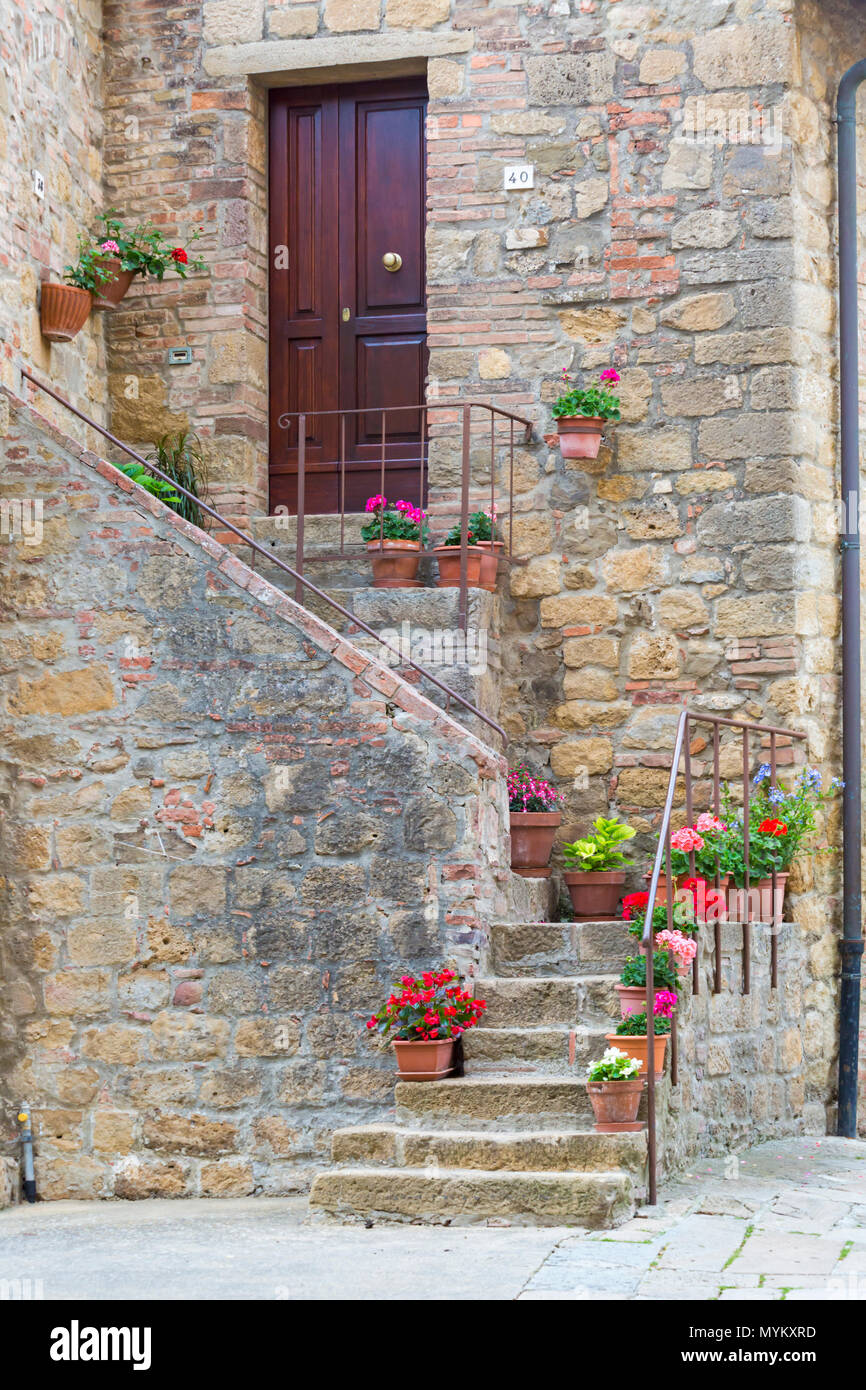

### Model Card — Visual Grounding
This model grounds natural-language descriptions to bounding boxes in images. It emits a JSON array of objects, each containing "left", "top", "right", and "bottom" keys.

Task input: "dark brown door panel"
[{"left": 269, "top": 78, "right": 428, "bottom": 514}]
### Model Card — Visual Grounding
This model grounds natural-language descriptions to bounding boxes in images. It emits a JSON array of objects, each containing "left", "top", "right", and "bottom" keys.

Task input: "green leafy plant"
[
  {"left": 552, "top": 367, "right": 622, "bottom": 421},
  {"left": 619, "top": 951, "right": 680, "bottom": 995},
  {"left": 588, "top": 1046, "right": 642, "bottom": 1082},
  {"left": 441, "top": 508, "right": 495, "bottom": 547},
  {"left": 361, "top": 494, "right": 428, "bottom": 544},
  {"left": 94, "top": 209, "right": 206, "bottom": 280},
  {"left": 563, "top": 816, "right": 635, "bottom": 872},
  {"left": 623, "top": 895, "right": 696, "bottom": 941},
  {"left": 615, "top": 1011, "right": 672, "bottom": 1037},
  {"left": 63, "top": 239, "right": 112, "bottom": 293},
  {"left": 147, "top": 432, "right": 208, "bottom": 529},
  {"left": 116, "top": 462, "right": 183, "bottom": 510}
]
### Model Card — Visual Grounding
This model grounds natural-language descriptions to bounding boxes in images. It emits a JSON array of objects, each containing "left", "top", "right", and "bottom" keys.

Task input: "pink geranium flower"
[
  {"left": 100, "top": 239, "right": 120, "bottom": 254},
  {"left": 671, "top": 827, "right": 704, "bottom": 853},
  {"left": 600, "top": 368, "right": 620, "bottom": 383},
  {"left": 694, "top": 812, "right": 725, "bottom": 833},
  {"left": 365, "top": 493, "right": 387, "bottom": 513}
]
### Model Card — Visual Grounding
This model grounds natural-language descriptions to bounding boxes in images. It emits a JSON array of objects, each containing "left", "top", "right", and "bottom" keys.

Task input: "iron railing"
[
  {"left": 20, "top": 370, "right": 510, "bottom": 745},
  {"left": 641, "top": 709, "right": 807, "bottom": 1204},
  {"left": 276, "top": 401, "right": 533, "bottom": 631}
]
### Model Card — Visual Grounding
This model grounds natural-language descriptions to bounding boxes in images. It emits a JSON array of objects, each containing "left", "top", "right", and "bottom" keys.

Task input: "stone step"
[
  {"left": 507, "top": 875, "right": 558, "bottom": 924},
  {"left": 477, "top": 975, "right": 621, "bottom": 1028},
  {"left": 463, "top": 1024, "right": 610, "bottom": 1075},
  {"left": 490, "top": 920, "right": 636, "bottom": 977},
  {"left": 395, "top": 1076, "right": 596, "bottom": 1131},
  {"left": 330, "top": 1123, "right": 647, "bottom": 1174},
  {"left": 308, "top": 1165, "right": 637, "bottom": 1227}
]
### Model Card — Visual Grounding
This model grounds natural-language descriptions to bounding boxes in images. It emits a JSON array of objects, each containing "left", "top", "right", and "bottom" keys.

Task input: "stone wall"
[
  {"left": 0, "top": 389, "right": 509, "bottom": 1198},
  {"left": 1, "top": 1, "right": 107, "bottom": 430}
]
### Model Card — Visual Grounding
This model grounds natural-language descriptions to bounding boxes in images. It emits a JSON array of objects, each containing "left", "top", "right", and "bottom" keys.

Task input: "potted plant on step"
[
  {"left": 562, "top": 815, "right": 635, "bottom": 919},
  {"left": 615, "top": 952, "right": 679, "bottom": 1018},
  {"left": 468, "top": 506, "right": 504, "bottom": 592},
  {"left": 366, "top": 967, "right": 487, "bottom": 1081},
  {"left": 433, "top": 519, "right": 485, "bottom": 588},
  {"left": 606, "top": 996, "right": 674, "bottom": 1079},
  {"left": 508, "top": 764, "right": 564, "bottom": 878},
  {"left": 552, "top": 367, "right": 621, "bottom": 459},
  {"left": 361, "top": 494, "right": 429, "bottom": 588},
  {"left": 586, "top": 1047, "right": 644, "bottom": 1132}
]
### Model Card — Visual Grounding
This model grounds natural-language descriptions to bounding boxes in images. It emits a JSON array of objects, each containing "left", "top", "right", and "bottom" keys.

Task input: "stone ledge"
[{"left": 203, "top": 30, "right": 473, "bottom": 84}]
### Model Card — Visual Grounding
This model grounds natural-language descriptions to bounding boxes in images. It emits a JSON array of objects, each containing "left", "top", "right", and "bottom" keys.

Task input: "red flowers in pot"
[{"left": 366, "top": 968, "right": 486, "bottom": 1081}]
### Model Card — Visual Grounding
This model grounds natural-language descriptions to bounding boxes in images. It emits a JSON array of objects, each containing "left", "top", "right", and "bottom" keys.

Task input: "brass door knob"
[{"left": 382, "top": 252, "right": 402, "bottom": 272}]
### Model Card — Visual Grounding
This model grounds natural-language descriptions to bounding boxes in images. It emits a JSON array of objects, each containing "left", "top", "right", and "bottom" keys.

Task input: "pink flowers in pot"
[
  {"left": 654, "top": 990, "right": 678, "bottom": 1019},
  {"left": 655, "top": 928, "right": 697, "bottom": 969},
  {"left": 670, "top": 826, "right": 705, "bottom": 853}
]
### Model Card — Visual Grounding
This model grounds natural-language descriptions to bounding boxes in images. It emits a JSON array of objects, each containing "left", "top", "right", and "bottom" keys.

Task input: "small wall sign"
[
  {"left": 33, "top": 171, "right": 45, "bottom": 200},
  {"left": 167, "top": 346, "right": 192, "bottom": 365},
  {"left": 503, "top": 164, "right": 534, "bottom": 191}
]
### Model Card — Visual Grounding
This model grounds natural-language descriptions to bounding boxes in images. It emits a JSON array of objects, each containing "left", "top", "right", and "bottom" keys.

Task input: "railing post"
[
  {"left": 459, "top": 404, "right": 471, "bottom": 633},
  {"left": 645, "top": 932, "right": 657, "bottom": 1205},
  {"left": 742, "top": 726, "right": 751, "bottom": 995},
  {"left": 713, "top": 722, "right": 723, "bottom": 994},
  {"left": 683, "top": 714, "right": 699, "bottom": 995},
  {"left": 295, "top": 414, "right": 305, "bottom": 605},
  {"left": 770, "top": 731, "right": 779, "bottom": 989}
]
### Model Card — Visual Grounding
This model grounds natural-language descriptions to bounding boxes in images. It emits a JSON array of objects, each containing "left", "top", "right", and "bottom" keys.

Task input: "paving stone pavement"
[
  {"left": 519, "top": 1135, "right": 866, "bottom": 1301},
  {"left": 0, "top": 1136, "right": 863, "bottom": 1300}
]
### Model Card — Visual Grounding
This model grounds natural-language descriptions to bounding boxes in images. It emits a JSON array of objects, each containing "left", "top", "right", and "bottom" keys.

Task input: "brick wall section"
[
  {"left": 1, "top": 2, "right": 106, "bottom": 430},
  {"left": 0, "top": 389, "right": 509, "bottom": 1198}
]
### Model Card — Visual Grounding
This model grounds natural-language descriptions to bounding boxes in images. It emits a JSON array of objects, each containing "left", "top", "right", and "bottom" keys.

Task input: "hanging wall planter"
[
  {"left": 552, "top": 367, "right": 621, "bottom": 461},
  {"left": 39, "top": 283, "right": 92, "bottom": 342},
  {"left": 91, "top": 257, "right": 136, "bottom": 310}
]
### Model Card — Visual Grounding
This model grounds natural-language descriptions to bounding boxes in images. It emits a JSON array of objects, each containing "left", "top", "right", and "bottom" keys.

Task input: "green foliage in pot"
[
  {"left": 619, "top": 951, "right": 680, "bottom": 995},
  {"left": 64, "top": 239, "right": 112, "bottom": 293},
  {"left": 552, "top": 367, "right": 621, "bottom": 421},
  {"left": 441, "top": 507, "right": 495, "bottom": 547},
  {"left": 147, "top": 431, "right": 208, "bottom": 529},
  {"left": 563, "top": 815, "right": 635, "bottom": 872},
  {"left": 94, "top": 209, "right": 206, "bottom": 280},
  {"left": 361, "top": 494, "right": 428, "bottom": 544},
  {"left": 615, "top": 1011, "right": 672, "bottom": 1037}
]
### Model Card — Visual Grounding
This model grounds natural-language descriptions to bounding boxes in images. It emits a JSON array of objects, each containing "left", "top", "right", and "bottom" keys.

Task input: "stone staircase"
[
  {"left": 249, "top": 514, "right": 503, "bottom": 731},
  {"left": 309, "top": 916, "right": 655, "bottom": 1227}
]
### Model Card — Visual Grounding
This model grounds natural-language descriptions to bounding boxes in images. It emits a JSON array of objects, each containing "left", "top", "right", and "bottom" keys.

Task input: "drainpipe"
[{"left": 835, "top": 59, "right": 866, "bottom": 1138}]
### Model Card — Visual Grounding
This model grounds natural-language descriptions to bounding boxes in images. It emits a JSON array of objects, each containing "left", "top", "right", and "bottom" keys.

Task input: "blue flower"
[
  {"left": 753, "top": 763, "right": 771, "bottom": 785},
  {"left": 768, "top": 787, "right": 786, "bottom": 805},
  {"left": 831, "top": 777, "right": 845, "bottom": 791}
]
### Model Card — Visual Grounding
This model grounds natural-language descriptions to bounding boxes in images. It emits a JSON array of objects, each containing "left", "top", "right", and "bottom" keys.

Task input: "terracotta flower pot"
[
  {"left": 605, "top": 1030, "right": 668, "bottom": 1080},
  {"left": 564, "top": 869, "right": 625, "bottom": 920},
  {"left": 556, "top": 416, "right": 607, "bottom": 459},
  {"left": 730, "top": 874, "right": 789, "bottom": 922},
  {"left": 586, "top": 1078, "right": 644, "bottom": 1133},
  {"left": 366, "top": 538, "right": 422, "bottom": 589},
  {"left": 392, "top": 1037, "right": 455, "bottom": 1082},
  {"left": 92, "top": 257, "right": 136, "bottom": 310},
  {"left": 39, "top": 283, "right": 92, "bottom": 342},
  {"left": 509, "top": 810, "right": 561, "bottom": 879},
  {"left": 433, "top": 544, "right": 484, "bottom": 588},
  {"left": 615, "top": 983, "right": 668, "bottom": 1019},
  {"left": 477, "top": 539, "right": 504, "bottom": 592}
]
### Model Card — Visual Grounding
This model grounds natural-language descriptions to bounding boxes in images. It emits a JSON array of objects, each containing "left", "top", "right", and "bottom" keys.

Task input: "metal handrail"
[
  {"left": 20, "top": 369, "right": 508, "bottom": 746},
  {"left": 640, "top": 708, "right": 807, "bottom": 1205},
  {"left": 276, "top": 399, "right": 534, "bottom": 631}
]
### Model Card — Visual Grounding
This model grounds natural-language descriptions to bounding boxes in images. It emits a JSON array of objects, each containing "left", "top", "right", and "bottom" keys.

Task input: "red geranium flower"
[
  {"left": 170, "top": 246, "right": 188, "bottom": 264},
  {"left": 758, "top": 818, "right": 787, "bottom": 836}
]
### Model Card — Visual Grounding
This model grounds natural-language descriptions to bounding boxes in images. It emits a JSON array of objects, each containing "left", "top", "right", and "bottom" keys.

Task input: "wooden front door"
[{"left": 269, "top": 79, "right": 428, "bottom": 514}]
